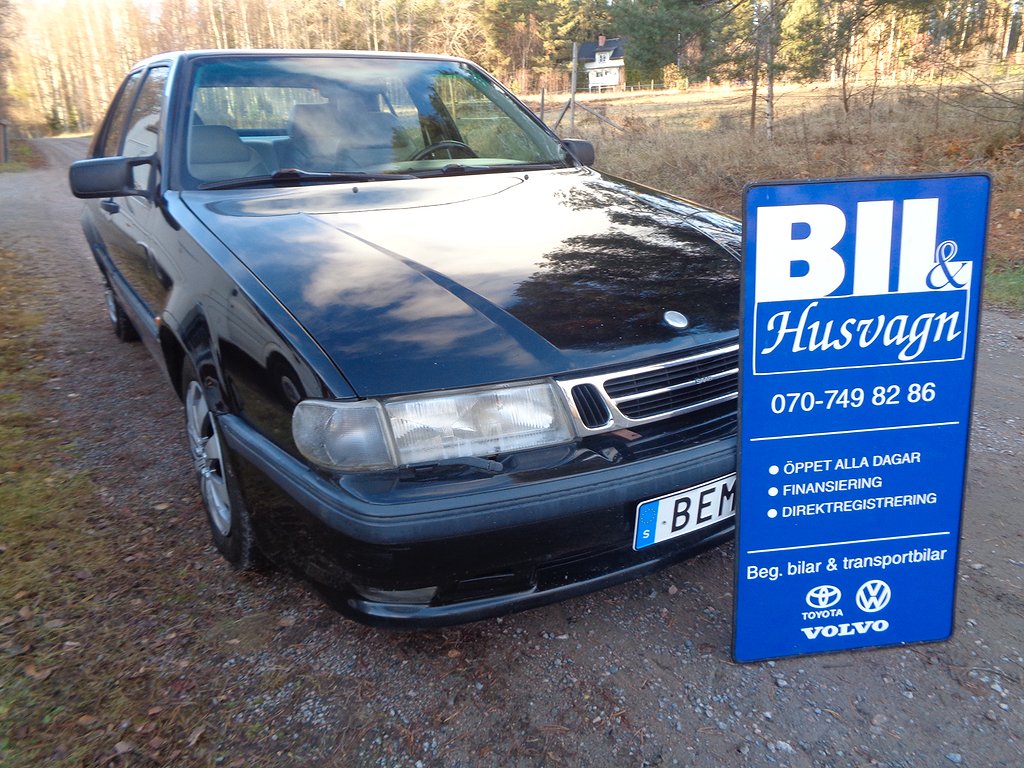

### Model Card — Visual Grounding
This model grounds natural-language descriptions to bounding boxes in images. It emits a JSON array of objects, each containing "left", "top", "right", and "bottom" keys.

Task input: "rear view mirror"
[
  {"left": 69, "top": 156, "right": 151, "bottom": 199},
  {"left": 562, "top": 139, "right": 596, "bottom": 166}
]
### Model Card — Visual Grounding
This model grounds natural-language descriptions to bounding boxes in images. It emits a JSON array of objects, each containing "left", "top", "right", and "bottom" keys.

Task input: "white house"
[{"left": 580, "top": 35, "right": 626, "bottom": 92}]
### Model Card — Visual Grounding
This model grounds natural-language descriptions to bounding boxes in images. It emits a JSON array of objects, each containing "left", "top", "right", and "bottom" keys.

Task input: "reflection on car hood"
[{"left": 184, "top": 168, "right": 740, "bottom": 397}]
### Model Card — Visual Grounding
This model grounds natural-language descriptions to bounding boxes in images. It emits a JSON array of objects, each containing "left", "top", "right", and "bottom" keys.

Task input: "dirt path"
[{"left": 3, "top": 138, "right": 1023, "bottom": 767}]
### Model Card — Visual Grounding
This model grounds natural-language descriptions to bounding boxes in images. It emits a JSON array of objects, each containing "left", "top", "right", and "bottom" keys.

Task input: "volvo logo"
[
  {"left": 806, "top": 584, "right": 842, "bottom": 609},
  {"left": 856, "top": 580, "right": 892, "bottom": 612},
  {"left": 663, "top": 310, "right": 689, "bottom": 330},
  {"left": 801, "top": 619, "right": 889, "bottom": 640}
]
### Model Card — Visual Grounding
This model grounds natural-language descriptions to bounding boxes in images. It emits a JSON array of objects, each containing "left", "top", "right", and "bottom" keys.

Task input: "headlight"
[{"left": 292, "top": 382, "right": 574, "bottom": 472}]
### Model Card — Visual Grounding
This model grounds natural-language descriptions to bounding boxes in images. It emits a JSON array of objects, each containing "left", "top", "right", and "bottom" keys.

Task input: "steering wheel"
[{"left": 409, "top": 141, "right": 477, "bottom": 161}]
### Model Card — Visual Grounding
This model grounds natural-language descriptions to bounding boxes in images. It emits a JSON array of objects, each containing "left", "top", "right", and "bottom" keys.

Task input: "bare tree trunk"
[
  {"left": 80, "top": 0, "right": 107, "bottom": 129},
  {"left": 1006, "top": 1, "right": 1023, "bottom": 60},
  {"left": 570, "top": 41, "right": 577, "bottom": 133},
  {"left": 749, "top": 3, "right": 760, "bottom": 134},
  {"left": 267, "top": 0, "right": 278, "bottom": 47},
  {"left": 841, "top": 45, "right": 852, "bottom": 116},
  {"left": 206, "top": 0, "right": 226, "bottom": 49},
  {"left": 765, "top": 0, "right": 775, "bottom": 141}
]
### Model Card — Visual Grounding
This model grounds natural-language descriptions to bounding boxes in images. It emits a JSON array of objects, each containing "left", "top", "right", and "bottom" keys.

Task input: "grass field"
[{"left": 532, "top": 78, "right": 1024, "bottom": 310}]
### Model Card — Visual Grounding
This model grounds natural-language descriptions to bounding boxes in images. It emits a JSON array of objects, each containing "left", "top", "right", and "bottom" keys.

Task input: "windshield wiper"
[
  {"left": 500, "top": 161, "right": 567, "bottom": 171},
  {"left": 198, "top": 168, "right": 416, "bottom": 190},
  {"left": 201, "top": 161, "right": 568, "bottom": 189},
  {"left": 410, "top": 161, "right": 565, "bottom": 179},
  {"left": 436, "top": 163, "right": 481, "bottom": 175}
]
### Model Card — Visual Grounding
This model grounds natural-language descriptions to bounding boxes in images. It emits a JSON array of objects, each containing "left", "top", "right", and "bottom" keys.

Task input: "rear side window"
[
  {"left": 95, "top": 71, "right": 143, "bottom": 157},
  {"left": 192, "top": 86, "right": 324, "bottom": 133}
]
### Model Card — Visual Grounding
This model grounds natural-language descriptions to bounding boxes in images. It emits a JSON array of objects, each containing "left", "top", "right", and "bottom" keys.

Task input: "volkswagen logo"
[
  {"left": 856, "top": 580, "right": 892, "bottom": 612},
  {"left": 662, "top": 310, "right": 689, "bottom": 330},
  {"left": 805, "top": 584, "right": 842, "bottom": 609}
]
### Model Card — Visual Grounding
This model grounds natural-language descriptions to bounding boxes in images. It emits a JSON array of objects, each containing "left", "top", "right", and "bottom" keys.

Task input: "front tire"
[{"left": 182, "top": 358, "right": 259, "bottom": 570}]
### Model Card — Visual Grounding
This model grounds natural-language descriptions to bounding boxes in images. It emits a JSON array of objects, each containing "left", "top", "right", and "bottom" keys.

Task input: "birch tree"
[{"left": 0, "top": 0, "right": 14, "bottom": 120}]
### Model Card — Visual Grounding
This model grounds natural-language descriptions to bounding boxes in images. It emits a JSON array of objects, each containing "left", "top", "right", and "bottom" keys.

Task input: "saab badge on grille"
[{"left": 663, "top": 310, "right": 689, "bottom": 330}]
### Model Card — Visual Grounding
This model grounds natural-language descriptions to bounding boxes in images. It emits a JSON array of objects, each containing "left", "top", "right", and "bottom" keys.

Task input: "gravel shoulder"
[{"left": 1, "top": 138, "right": 1021, "bottom": 767}]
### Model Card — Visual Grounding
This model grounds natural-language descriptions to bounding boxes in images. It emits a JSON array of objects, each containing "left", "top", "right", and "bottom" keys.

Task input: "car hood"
[{"left": 184, "top": 168, "right": 740, "bottom": 397}]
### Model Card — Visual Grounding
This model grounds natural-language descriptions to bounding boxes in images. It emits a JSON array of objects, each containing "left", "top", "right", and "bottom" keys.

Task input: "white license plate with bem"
[{"left": 633, "top": 474, "right": 736, "bottom": 550}]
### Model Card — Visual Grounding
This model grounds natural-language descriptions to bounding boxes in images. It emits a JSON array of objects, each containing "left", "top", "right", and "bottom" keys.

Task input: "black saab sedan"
[{"left": 70, "top": 50, "right": 740, "bottom": 627}]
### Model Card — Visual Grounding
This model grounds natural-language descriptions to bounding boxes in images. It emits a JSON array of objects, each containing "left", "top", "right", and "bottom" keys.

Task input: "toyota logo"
[
  {"left": 856, "top": 580, "right": 892, "bottom": 612},
  {"left": 805, "top": 584, "right": 842, "bottom": 609}
]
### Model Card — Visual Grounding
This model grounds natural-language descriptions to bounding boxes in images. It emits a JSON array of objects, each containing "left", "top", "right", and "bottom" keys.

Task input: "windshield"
[{"left": 182, "top": 55, "right": 572, "bottom": 188}]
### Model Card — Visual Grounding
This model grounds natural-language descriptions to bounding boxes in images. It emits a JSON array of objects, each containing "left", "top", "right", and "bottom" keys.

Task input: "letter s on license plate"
[{"left": 633, "top": 474, "right": 736, "bottom": 550}]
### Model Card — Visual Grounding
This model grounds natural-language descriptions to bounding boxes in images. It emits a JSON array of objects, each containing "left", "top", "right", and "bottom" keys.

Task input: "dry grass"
[
  {"left": 0, "top": 247, "right": 115, "bottom": 766},
  {"left": 544, "top": 79, "right": 1024, "bottom": 308},
  {"left": 0, "top": 242, "right": 262, "bottom": 767},
  {"left": 0, "top": 140, "right": 47, "bottom": 173}
]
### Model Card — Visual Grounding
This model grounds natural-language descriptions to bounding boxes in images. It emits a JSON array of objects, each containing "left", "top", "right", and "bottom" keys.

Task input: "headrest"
[
  {"left": 289, "top": 103, "right": 343, "bottom": 138},
  {"left": 189, "top": 125, "right": 251, "bottom": 164}
]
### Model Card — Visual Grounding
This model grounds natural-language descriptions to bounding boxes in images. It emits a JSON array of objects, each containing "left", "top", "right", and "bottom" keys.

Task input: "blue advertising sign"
[{"left": 733, "top": 174, "right": 990, "bottom": 662}]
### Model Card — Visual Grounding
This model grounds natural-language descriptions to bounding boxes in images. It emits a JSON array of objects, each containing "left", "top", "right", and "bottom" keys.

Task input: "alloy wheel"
[
  {"left": 184, "top": 380, "right": 232, "bottom": 537},
  {"left": 103, "top": 287, "right": 118, "bottom": 325}
]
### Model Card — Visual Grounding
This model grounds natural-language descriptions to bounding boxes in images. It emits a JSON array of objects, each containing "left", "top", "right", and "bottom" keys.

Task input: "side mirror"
[
  {"left": 69, "top": 156, "right": 152, "bottom": 199},
  {"left": 562, "top": 139, "right": 596, "bottom": 166}
]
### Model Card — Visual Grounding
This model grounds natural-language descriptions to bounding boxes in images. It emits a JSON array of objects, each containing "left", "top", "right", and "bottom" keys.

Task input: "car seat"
[{"left": 188, "top": 125, "right": 269, "bottom": 183}]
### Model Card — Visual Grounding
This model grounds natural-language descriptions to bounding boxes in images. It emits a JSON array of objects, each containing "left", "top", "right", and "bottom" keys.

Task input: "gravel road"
[{"left": 3, "top": 138, "right": 1023, "bottom": 767}]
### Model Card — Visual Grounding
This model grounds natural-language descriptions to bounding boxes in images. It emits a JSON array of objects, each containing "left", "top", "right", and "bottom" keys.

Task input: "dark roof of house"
[{"left": 578, "top": 38, "right": 626, "bottom": 62}]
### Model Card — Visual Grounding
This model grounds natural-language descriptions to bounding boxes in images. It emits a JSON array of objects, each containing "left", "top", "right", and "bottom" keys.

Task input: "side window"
[
  {"left": 95, "top": 72, "right": 143, "bottom": 157},
  {"left": 123, "top": 66, "right": 169, "bottom": 189}
]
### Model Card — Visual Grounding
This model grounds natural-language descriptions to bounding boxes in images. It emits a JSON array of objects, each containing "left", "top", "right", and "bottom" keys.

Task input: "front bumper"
[
  {"left": 332, "top": 522, "right": 734, "bottom": 627},
  {"left": 221, "top": 414, "right": 736, "bottom": 627}
]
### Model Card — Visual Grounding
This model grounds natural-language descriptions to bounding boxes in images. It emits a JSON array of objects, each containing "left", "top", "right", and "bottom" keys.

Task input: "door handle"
[{"left": 100, "top": 199, "right": 120, "bottom": 214}]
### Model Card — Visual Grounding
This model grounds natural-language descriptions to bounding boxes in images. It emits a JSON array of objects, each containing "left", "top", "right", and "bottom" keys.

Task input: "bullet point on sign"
[
  {"left": 768, "top": 509, "right": 778, "bottom": 519},
  {"left": 768, "top": 487, "right": 778, "bottom": 497},
  {"left": 769, "top": 465, "right": 779, "bottom": 475}
]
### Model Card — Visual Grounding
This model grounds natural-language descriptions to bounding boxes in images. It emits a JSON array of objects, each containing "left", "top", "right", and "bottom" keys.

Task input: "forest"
[{"left": 1, "top": 0, "right": 1024, "bottom": 134}]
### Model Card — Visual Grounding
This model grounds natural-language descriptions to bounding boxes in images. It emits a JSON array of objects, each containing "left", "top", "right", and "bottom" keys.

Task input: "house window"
[{"left": 596, "top": 52, "right": 609, "bottom": 64}]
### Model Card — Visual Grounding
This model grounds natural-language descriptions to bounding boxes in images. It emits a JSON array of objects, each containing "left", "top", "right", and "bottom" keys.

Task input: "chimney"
[{"left": 598, "top": 34, "right": 606, "bottom": 47}]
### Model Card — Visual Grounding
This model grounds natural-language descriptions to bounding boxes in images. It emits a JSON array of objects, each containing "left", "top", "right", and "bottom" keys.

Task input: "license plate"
[{"left": 633, "top": 473, "right": 736, "bottom": 550}]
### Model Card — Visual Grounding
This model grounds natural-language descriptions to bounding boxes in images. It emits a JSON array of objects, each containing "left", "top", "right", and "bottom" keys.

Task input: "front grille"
[
  {"left": 608, "top": 348, "right": 738, "bottom": 420},
  {"left": 561, "top": 343, "right": 739, "bottom": 432},
  {"left": 604, "top": 348, "right": 738, "bottom": 400},
  {"left": 572, "top": 383, "right": 612, "bottom": 429}
]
